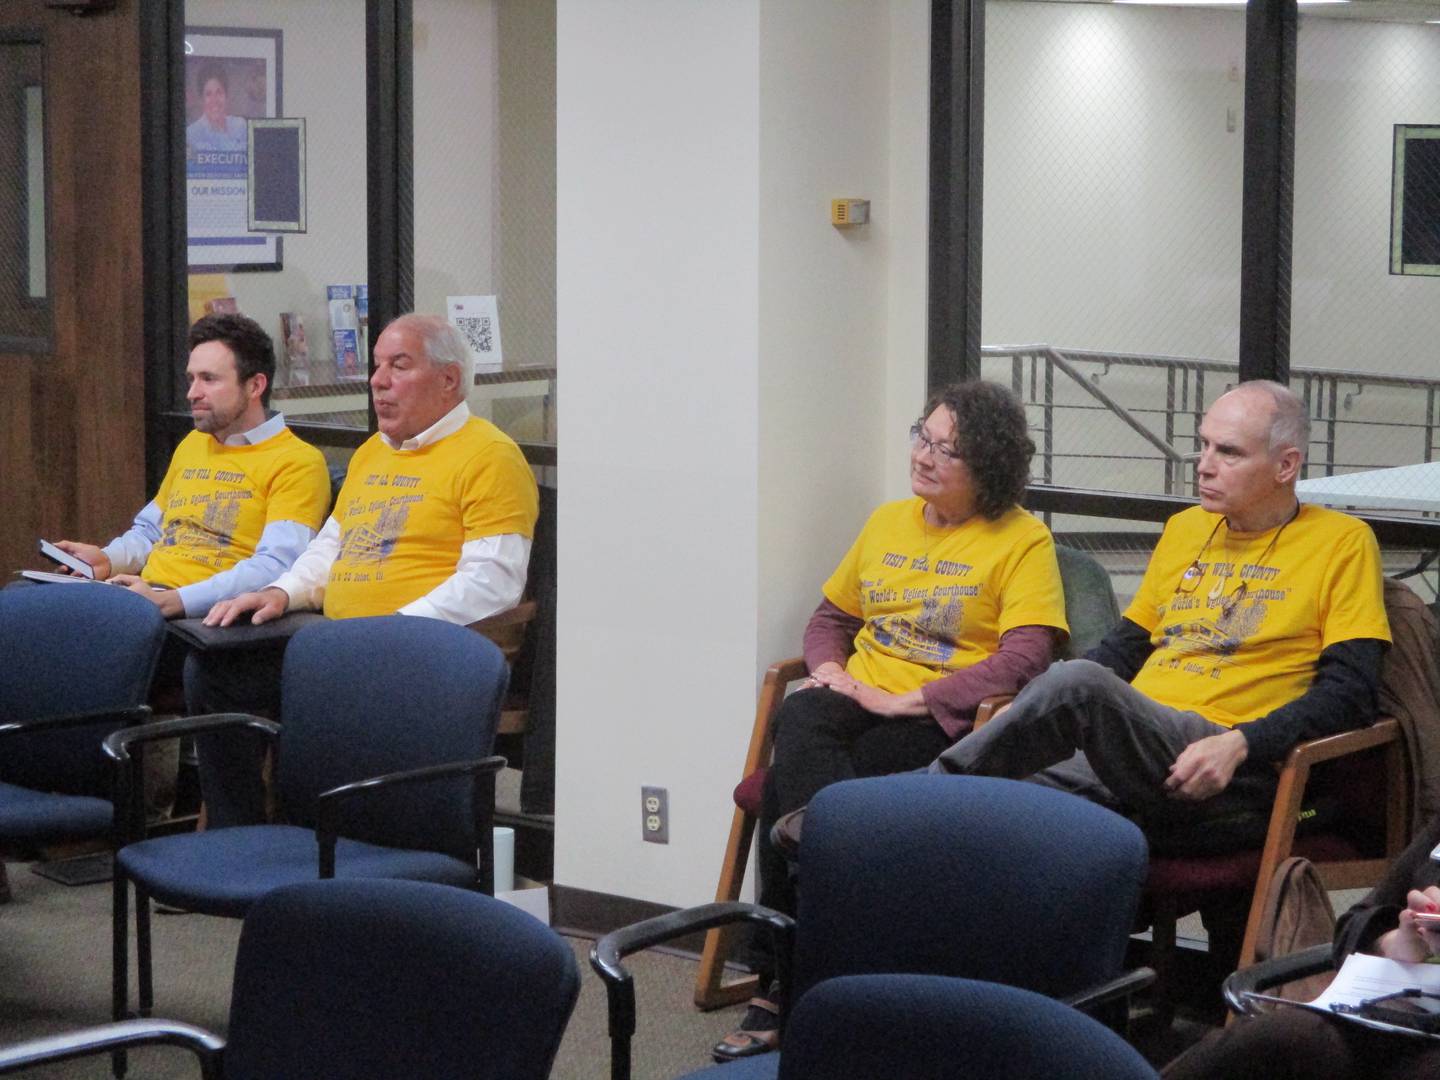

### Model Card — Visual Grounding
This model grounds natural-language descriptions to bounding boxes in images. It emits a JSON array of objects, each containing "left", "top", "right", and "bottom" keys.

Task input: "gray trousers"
[{"left": 931, "top": 660, "right": 1279, "bottom": 839}]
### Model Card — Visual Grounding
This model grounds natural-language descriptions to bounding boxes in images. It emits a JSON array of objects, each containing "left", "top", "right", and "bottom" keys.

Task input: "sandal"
[{"left": 711, "top": 996, "right": 780, "bottom": 1063}]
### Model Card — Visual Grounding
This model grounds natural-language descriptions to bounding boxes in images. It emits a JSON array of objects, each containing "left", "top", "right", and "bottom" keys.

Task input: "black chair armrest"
[
  {"left": 0, "top": 1019, "right": 223, "bottom": 1078},
  {"left": 312, "top": 755, "right": 508, "bottom": 882},
  {"left": 1222, "top": 944, "right": 1336, "bottom": 1016},
  {"left": 1063, "top": 967, "right": 1156, "bottom": 1019},
  {"left": 102, "top": 712, "right": 280, "bottom": 765},
  {"left": 0, "top": 706, "right": 152, "bottom": 739},
  {"left": 591, "top": 902, "right": 795, "bottom": 1080},
  {"left": 104, "top": 713, "right": 280, "bottom": 843}
]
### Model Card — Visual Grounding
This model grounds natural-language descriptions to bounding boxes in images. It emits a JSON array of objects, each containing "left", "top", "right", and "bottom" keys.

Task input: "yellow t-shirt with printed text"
[
  {"left": 323, "top": 417, "right": 538, "bottom": 620},
  {"left": 1125, "top": 504, "right": 1390, "bottom": 728},
  {"left": 822, "top": 500, "right": 1068, "bottom": 696},
  {"left": 142, "top": 428, "right": 330, "bottom": 588}
]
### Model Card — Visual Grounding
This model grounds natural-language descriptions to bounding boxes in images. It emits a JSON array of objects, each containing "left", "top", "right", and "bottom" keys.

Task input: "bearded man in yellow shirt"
[
  {"left": 54, "top": 313, "right": 330, "bottom": 619},
  {"left": 931, "top": 380, "right": 1391, "bottom": 852}
]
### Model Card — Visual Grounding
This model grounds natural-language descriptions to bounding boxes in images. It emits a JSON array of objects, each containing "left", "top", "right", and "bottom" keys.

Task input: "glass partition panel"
[
  {"left": 983, "top": 1, "right": 1245, "bottom": 503},
  {"left": 0, "top": 39, "right": 50, "bottom": 351},
  {"left": 1292, "top": 4, "right": 1440, "bottom": 499},
  {"left": 181, "top": 2, "right": 369, "bottom": 446},
  {"left": 412, "top": 0, "right": 556, "bottom": 464}
]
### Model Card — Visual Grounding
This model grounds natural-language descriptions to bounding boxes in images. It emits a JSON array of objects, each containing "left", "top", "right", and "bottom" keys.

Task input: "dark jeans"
[
  {"left": 744, "top": 687, "right": 952, "bottom": 980},
  {"left": 932, "top": 660, "right": 1280, "bottom": 840}
]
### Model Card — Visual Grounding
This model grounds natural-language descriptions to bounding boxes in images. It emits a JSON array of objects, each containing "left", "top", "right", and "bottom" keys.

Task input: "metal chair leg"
[
  {"left": 136, "top": 886, "right": 154, "bottom": 1017},
  {"left": 111, "top": 871, "right": 129, "bottom": 1078}
]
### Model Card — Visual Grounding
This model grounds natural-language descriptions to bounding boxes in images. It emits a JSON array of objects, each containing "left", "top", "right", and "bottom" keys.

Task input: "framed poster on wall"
[
  {"left": 184, "top": 26, "right": 283, "bottom": 272},
  {"left": 1390, "top": 124, "right": 1440, "bottom": 278}
]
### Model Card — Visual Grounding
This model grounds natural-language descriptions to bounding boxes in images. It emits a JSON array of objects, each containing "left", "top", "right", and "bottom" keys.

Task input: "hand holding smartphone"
[
  {"left": 39, "top": 539, "right": 95, "bottom": 580},
  {"left": 1410, "top": 911, "right": 1440, "bottom": 933}
]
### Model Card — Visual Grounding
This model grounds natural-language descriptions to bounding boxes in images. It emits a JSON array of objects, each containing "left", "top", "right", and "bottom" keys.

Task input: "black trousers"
[
  {"left": 1162, "top": 1004, "right": 1440, "bottom": 1079},
  {"left": 744, "top": 687, "right": 952, "bottom": 980},
  {"left": 184, "top": 644, "right": 286, "bottom": 828}
]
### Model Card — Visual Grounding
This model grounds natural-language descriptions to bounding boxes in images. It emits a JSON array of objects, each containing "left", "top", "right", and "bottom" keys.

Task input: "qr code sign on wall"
[
  {"left": 446, "top": 295, "right": 504, "bottom": 373},
  {"left": 457, "top": 315, "right": 494, "bottom": 357}
]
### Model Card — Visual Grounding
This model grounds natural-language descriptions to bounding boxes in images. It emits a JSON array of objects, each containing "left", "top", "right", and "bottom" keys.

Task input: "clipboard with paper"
[{"left": 1244, "top": 953, "right": 1440, "bottom": 1041}]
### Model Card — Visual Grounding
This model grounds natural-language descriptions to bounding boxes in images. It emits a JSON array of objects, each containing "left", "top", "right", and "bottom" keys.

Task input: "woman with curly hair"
[{"left": 713, "top": 381, "right": 1069, "bottom": 1064}]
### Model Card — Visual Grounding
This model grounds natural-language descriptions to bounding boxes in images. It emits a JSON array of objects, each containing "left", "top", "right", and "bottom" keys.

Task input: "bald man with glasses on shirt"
[{"left": 929, "top": 380, "right": 1390, "bottom": 850}]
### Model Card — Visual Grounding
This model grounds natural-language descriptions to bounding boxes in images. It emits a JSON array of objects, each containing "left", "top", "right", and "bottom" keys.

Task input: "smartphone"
[
  {"left": 38, "top": 539, "right": 95, "bottom": 580},
  {"left": 1411, "top": 911, "right": 1440, "bottom": 932}
]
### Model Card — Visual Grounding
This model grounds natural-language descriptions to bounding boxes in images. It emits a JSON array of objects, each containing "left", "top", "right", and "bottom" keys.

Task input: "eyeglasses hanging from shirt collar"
[{"left": 1174, "top": 504, "right": 1302, "bottom": 618}]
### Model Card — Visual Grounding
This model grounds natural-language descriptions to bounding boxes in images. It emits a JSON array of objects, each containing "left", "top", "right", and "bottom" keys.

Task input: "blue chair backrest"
[
  {"left": 778, "top": 974, "right": 1157, "bottom": 1080},
  {"left": 793, "top": 774, "right": 1147, "bottom": 1002},
  {"left": 0, "top": 585, "right": 167, "bottom": 794},
  {"left": 275, "top": 615, "right": 509, "bottom": 860},
  {"left": 223, "top": 879, "right": 579, "bottom": 1080}
]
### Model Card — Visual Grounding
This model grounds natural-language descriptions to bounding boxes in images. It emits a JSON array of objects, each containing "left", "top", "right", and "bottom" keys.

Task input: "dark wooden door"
[{"left": 0, "top": 0, "right": 149, "bottom": 578}]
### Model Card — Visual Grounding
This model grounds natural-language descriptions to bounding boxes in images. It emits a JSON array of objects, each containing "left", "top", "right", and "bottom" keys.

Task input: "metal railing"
[{"left": 982, "top": 345, "right": 1440, "bottom": 498}]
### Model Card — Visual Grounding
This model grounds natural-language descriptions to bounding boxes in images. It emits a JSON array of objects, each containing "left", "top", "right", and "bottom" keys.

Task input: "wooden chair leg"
[{"left": 694, "top": 804, "right": 761, "bottom": 1010}]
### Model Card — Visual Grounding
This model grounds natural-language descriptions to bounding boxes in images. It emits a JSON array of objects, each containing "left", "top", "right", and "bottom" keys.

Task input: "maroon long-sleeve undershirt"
[{"left": 801, "top": 596, "right": 1057, "bottom": 740}]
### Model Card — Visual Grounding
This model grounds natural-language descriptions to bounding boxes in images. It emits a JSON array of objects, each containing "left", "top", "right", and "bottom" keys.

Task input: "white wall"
[
  {"left": 555, "top": 0, "right": 764, "bottom": 907},
  {"left": 757, "top": 0, "right": 898, "bottom": 669},
  {"left": 555, "top": 0, "right": 930, "bottom": 907}
]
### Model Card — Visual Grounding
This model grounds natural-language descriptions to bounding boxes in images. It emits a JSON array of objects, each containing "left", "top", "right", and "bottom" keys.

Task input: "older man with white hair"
[
  {"left": 929, "top": 380, "right": 1391, "bottom": 845},
  {"left": 190, "top": 313, "right": 538, "bottom": 823},
  {"left": 206, "top": 312, "right": 538, "bottom": 628}
]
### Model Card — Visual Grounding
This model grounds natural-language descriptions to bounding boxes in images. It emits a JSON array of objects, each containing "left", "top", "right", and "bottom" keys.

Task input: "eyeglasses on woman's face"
[{"left": 909, "top": 422, "right": 965, "bottom": 466}]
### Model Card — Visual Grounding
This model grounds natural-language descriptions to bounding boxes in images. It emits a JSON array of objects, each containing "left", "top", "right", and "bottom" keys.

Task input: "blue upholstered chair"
[
  {"left": 106, "top": 615, "right": 510, "bottom": 1032},
  {"left": 0, "top": 585, "right": 167, "bottom": 869},
  {"left": 0, "top": 878, "right": 579, "bottom": 1080},
  {"left": 595, "top": 774, "right": 1153, "bottom": 1080},
  {"left": 730, "top": 973, "right": 1159, "bottom": 1080}
]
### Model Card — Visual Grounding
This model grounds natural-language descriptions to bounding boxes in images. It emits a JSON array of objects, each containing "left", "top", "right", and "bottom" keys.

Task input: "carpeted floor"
[{"left": 0, "top": 859, "right": 746, "bottom": 1079}]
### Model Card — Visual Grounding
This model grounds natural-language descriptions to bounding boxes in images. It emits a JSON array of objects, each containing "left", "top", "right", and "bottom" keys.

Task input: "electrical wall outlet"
[{"left": 642, "top": 786, "right": 669, "bottom": 844}]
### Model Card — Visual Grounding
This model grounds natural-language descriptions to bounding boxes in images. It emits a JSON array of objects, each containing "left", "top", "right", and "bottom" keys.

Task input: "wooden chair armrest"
[
  {"left": 469, "top": 601, "right": 539, "bottom": 663},
  {"left": 973, "top": 695, "right": 1015, "bottom": 731},
  {"left": 1237, "top": 717, "right": 1405, "bottom": 971},
  {"left": 739, "top": 658, "right": 809, "bottom": 778},
  {"left": 1279, "top": 717, "right": 1401, "bottom": 772}
]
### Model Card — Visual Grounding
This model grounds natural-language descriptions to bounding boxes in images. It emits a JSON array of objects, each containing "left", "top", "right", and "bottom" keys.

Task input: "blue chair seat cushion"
[
  {"left": 0, "top": 782, "right": 111, "bottom": 842},
  {"left": 677, "top": 1056, "right": 778, "bottom": 1080},
  {"left": 117, "top": 825, "right": 477, "bottom": 918}
]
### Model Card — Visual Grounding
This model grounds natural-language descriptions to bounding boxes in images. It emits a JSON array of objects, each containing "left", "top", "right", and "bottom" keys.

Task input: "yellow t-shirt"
[
  {"left": 323, "top": 417, "right": 539, "bottom": 620},
  {"left": 142, "top": 428, "right": 330, "bottom": 588},
  {"left": 822, "top": 500, "right": 1068, "bottom": 696},
  {"left": 1126, "top": 504, "right": 1391, "bottom": 728}
]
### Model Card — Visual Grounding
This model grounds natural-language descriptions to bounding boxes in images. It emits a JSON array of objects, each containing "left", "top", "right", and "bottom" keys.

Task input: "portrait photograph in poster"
[{"left": 185, "top": 27, "right": 283, "bottom": 272}]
